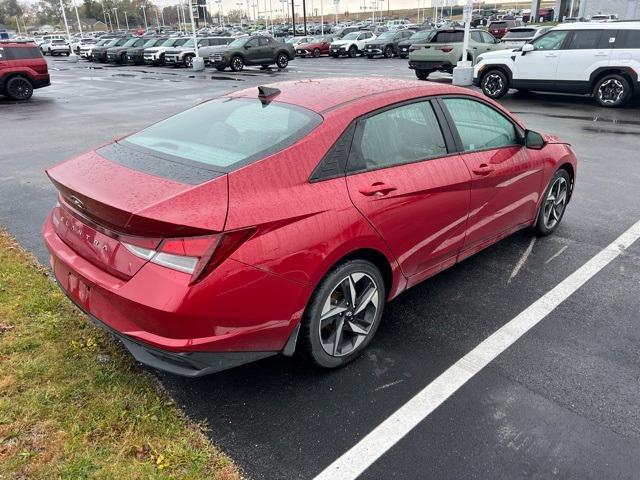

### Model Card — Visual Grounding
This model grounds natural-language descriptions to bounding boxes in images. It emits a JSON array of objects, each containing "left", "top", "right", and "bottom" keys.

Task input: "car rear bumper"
[
  {"left": 408, "top": 60, "right": 454, "bottom": 71},
  {"left": 42, "top": 211, "right": 310, "bottom": 375},
  {"left": 32, "top": 75, "right": 50, "bottom": 89}
]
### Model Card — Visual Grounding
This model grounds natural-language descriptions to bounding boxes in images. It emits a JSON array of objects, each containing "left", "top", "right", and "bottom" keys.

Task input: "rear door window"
[
  {"left": 566, "top": 30, "right": 603, "bottom": 49},
  {"left": 349, "top": 101, "right": 448, "bottom": 172},
  {"left": 471, "top": 31, "right": 483, "bottom": 42}
]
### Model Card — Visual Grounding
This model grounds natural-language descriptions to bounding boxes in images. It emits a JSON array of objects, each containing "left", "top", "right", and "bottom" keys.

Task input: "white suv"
[
  {"left": 330, "top": 31, "right": 376, "bottom": 57},
  {"left": 474, "top": 22, "right": 640, "bottom": 107}
]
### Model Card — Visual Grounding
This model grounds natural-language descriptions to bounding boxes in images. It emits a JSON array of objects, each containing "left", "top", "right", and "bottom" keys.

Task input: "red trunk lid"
[{"left": 46, "top": 146, "right": 229, "bottom": 278}]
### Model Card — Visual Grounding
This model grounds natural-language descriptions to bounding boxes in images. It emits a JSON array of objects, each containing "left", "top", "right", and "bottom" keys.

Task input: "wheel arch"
[
  {"left": 480, "top": 63, "right": 513, "bottom": 84},
  {"left": 558, "top": 162, "right": 575, "bottom": 201},
  {"left": 589, "top": 67, "right": 638, "bottom": 94},
  {"left": 2, "top": 72, "right": 34, "bottom": 90}
]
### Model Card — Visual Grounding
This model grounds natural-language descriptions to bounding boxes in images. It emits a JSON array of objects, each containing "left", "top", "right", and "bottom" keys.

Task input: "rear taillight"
[
  {"left": 123, "top": 228, "right": 255, "bottom": 284},
  {"left": 440, "top": 45, "right": 454, "bottom": 53}
]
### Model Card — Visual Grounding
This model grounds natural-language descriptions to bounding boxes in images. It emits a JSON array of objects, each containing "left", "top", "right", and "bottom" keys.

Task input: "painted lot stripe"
[{"left": 314, "top": 219, "right": 640, "bottom": 480}]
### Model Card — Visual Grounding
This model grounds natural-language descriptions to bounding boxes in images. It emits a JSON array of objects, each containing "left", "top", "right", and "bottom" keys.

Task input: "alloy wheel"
[
  {"left": 6, "top": 77, "right": 32, "bottom": 100},
  {"left": 483, "top": 73, "right": 504, "bottom": 96},
  {"left": 231, "top": 56, "right": 244, "bottom": 71},
  {"left": 597, "top": 79, "right": 624, "bottom": 105},
  {"left": 318, "top": 273, "right": 379, "bottom": 357},
  {"left": 277, "top": 54, "right": 288, "bottom": 68},
  {"left": 543, "top": 176, "right": 568, "bottom": 230}
]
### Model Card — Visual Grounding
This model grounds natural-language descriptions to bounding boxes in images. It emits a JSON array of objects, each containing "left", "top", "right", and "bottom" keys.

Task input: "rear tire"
[
  {"left": 300, "top": 259, "right": 386, "bottom": 369},
  {"left": 534, "top": 169, "right": 571, "bottom": 236},
  {"left": 481, "top": 69, "right": 509, "bottom": 99},
  {"left": 5, "top": 75, "right": 34, "bottom": 101},
  {"left": 415, "top": 69, "right": 431, "bottom": 80},
  {"left": 593, "top": 74, "right": 631, "bottom": 108}
]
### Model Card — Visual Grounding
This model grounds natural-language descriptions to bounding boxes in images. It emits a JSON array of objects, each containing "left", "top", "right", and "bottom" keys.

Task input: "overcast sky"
[{"left": 24, "top": 0, "right": 505, "bottom": 17}]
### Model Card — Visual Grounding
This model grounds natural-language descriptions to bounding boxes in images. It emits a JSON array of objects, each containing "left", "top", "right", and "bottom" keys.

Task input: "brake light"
[
  {"left": 440, "top": 45, "right": 454, "bottom": 53},
  {"left": 123, "top": 228, "right": 255, "bottom": 284}
]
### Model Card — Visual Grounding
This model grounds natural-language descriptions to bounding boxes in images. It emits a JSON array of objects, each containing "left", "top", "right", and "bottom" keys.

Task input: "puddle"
[
  {"left": 512, "top": 111, "right": 640, "bottom": 127},
  {"left": 210, "top": 76, "right": 244, "bottom": 81},
  {"left": 111, "top": 73, "right": 136, "bottom": 77}
]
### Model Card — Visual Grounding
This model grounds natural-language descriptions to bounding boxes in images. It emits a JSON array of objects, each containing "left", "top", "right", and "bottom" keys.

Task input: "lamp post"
[
  {"left": 112, "top": 7, "right": 120, "bottom": 30},
  {"left": 106, "top": 11, "right": 113, "bottom": 31},
  {"left": 188, "top": 0, "right": 205, "bottom": 70},
  {"left": 58, "top": 0, "right": 78, "bottom": 62},
  {"left": 452, "top": 0, "right": 473, "bottom": 86},
  {"left": 320, "top": 0, "right": 323, "bottom": 33},
  {"left": 72, "top": 0, "right": 83, "bottom": 37},
  {"left": 141, "top": 5, "right": 148, "bottom": 30},
  {"left": 236, "top": 2, "right": 244, "bottom": 26},
  {"left": 124, "top": 11, "right": 129, "bottom": 30},
  {"left": 154, "top": 6, "right": 160, "bottom": 27}
]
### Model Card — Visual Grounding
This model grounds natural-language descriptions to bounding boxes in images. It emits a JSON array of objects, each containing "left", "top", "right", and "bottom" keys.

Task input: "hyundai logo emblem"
[{"left": 69, "top": 195, "right": 86, "bottom": 211}]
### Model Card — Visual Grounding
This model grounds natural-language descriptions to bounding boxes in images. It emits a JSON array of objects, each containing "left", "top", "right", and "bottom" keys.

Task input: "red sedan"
[
  {"left": 295, "top": 35, "right": 336, "bottom": 57},
  {"left": 42, "top": 78, "right": 577, "bottom": 376}
]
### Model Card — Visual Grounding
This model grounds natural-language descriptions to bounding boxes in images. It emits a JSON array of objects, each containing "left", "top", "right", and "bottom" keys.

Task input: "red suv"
[
  {"left": 0, "top": 41, "right": 50, "bottom": 101},
  {"left": 487, "top": 19, "right": 523, "bottom": 39}
]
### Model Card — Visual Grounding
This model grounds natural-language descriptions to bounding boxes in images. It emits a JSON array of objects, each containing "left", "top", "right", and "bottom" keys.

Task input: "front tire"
[
  {"left": 347, "top": 45, "right": 357, "bottom": 58},
  {"left": 230, "top": 55, "right": 244, "bottom": 72},
  {"left": 5, "top": 76, "right": 34, "bottom": 101},
  {"left": 593, "top": 74, "right": 630, "bottom": 108},
  {"left": 313, "top": 48, "right": 321, "bottom": 58},
  {"left": 184, "top": 54, "right": 194, "bottom": 67},
  {"left": 534, "top": 169, "right": 571, "bottom": 236},
  {"left": 300, "top": 260, "right": 386, "bottom": 368},
  {"left": 276, "top": 52, "right": 289, "bottom": 69},
  {"left": 481, "top": 69, "right": 510, "bottom": 99},
  {"left": 383, "top": 45, "right": 394, "bottom": 58}
]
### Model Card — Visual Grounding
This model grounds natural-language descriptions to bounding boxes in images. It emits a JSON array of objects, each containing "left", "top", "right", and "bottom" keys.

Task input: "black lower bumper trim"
[{"left": 59, "top": 283, "right": 277, "bottom": 377}]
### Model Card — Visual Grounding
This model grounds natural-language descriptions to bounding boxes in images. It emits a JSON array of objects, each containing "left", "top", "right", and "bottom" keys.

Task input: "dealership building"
[{"left": 530, "top": 0, "right": 640, "bottom": 20}]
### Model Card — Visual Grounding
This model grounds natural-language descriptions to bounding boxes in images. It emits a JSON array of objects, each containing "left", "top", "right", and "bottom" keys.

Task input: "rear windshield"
[
  {"left": 490, "top": 22, "right": 507, "bottom": 28},
  {"left": 432, "top": 31, "right": 464, "bottom": 43},
  {"left": 123, "top": 98, "right": 322, "bottom": 172},
  {"left": 503, "top": 30, "right": 535, "bottom": 39}
]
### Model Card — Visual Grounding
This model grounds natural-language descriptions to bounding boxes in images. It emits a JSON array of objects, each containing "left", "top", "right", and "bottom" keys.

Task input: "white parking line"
[{"left": 313, "top": 219, "right": 640, "bottom": 480}]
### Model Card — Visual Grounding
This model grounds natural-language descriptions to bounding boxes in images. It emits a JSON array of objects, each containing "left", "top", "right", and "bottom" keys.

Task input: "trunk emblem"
[{"left": 69, "top": 195, "right": 86, "bottom": 211}]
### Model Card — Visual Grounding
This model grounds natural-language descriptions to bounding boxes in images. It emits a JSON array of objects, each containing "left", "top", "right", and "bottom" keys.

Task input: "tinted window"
[
  {"left": 258, "top": 37, "right": 270, "bottom": 46},
  {"left": 432, "top": 31, "right": 464, "bottom": 43},
  {"left": 352, "top": 101, "right": 447, "bottom": 171},
  {"left": 246, "top": 37, "right": 259, "bottom": 47},
  {"left": 531, "top": 30, "right": 568, "bottom": 50},
  {"left": 481, "top": 32, "right": 496, "bottom": 43},
  {"left": 444, "top": 98, "right": 519, "bottom": 151},
  {"left": 490, "top": 22, "right": 507, "bottom": 28},
  {"left": 471, "top": 31, "right": 483, "bottom": 42},
  {"left": 616, "top": 30, "right": 640, "bottom": 49},
  {"left": 566, "top": 30, "right": 603, "bottom": 49},
  {"left": 3, "top": 47, "right": 43, "bottom": 59},
  {"left": 503, "top": 29, "right": 535, "bottom": 39},
  {"left": 125, "top": 98, "right": 321, "bottom": 171}
]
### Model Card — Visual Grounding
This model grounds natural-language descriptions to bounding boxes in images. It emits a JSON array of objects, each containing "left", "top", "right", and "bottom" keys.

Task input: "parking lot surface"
[{"left": 1, "top": 57, "right": 639, "bottom": 479}]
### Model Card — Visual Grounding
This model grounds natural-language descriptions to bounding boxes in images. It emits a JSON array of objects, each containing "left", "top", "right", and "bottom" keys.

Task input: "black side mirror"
[{"left": 525, "top": 130, "right": 546, "bottom": 150}]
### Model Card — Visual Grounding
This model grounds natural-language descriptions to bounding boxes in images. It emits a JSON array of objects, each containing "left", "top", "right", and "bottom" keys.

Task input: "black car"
[
  {"left": 91, "top": 37, "right": 130, "bottom": 62},
  {"left": 363, "top": 30, "right": 414, "bottom": 58},
  {"left": 106, "top": 37, "right": 153, "bottom": 63},
  {"left": 125, "top": 37, "right": 167, "bottom": 64},
  {"left": 396, "top": 29, "right": 435, "bottom": 58},
  {"left": 209, "top": 35, "right": 295, "bottom": 72}
]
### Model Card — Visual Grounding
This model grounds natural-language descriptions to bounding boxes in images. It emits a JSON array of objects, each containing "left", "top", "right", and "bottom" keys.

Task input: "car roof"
[
  {"left": 229, "top": 77, "right": 476, "bottom": 114},
  {"left": 553, "top": 21, "right": 640, "bottom": 30}
]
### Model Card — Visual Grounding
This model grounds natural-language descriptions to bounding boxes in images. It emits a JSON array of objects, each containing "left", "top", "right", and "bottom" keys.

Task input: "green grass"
[{"left": 0, "top": 229, "right": 240, "bottom": 480}]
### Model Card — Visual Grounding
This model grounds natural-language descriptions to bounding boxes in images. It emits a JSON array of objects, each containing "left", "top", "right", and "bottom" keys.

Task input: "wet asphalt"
[{"left": 1, "top": 56, "right": 639, "bottom": 479}]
